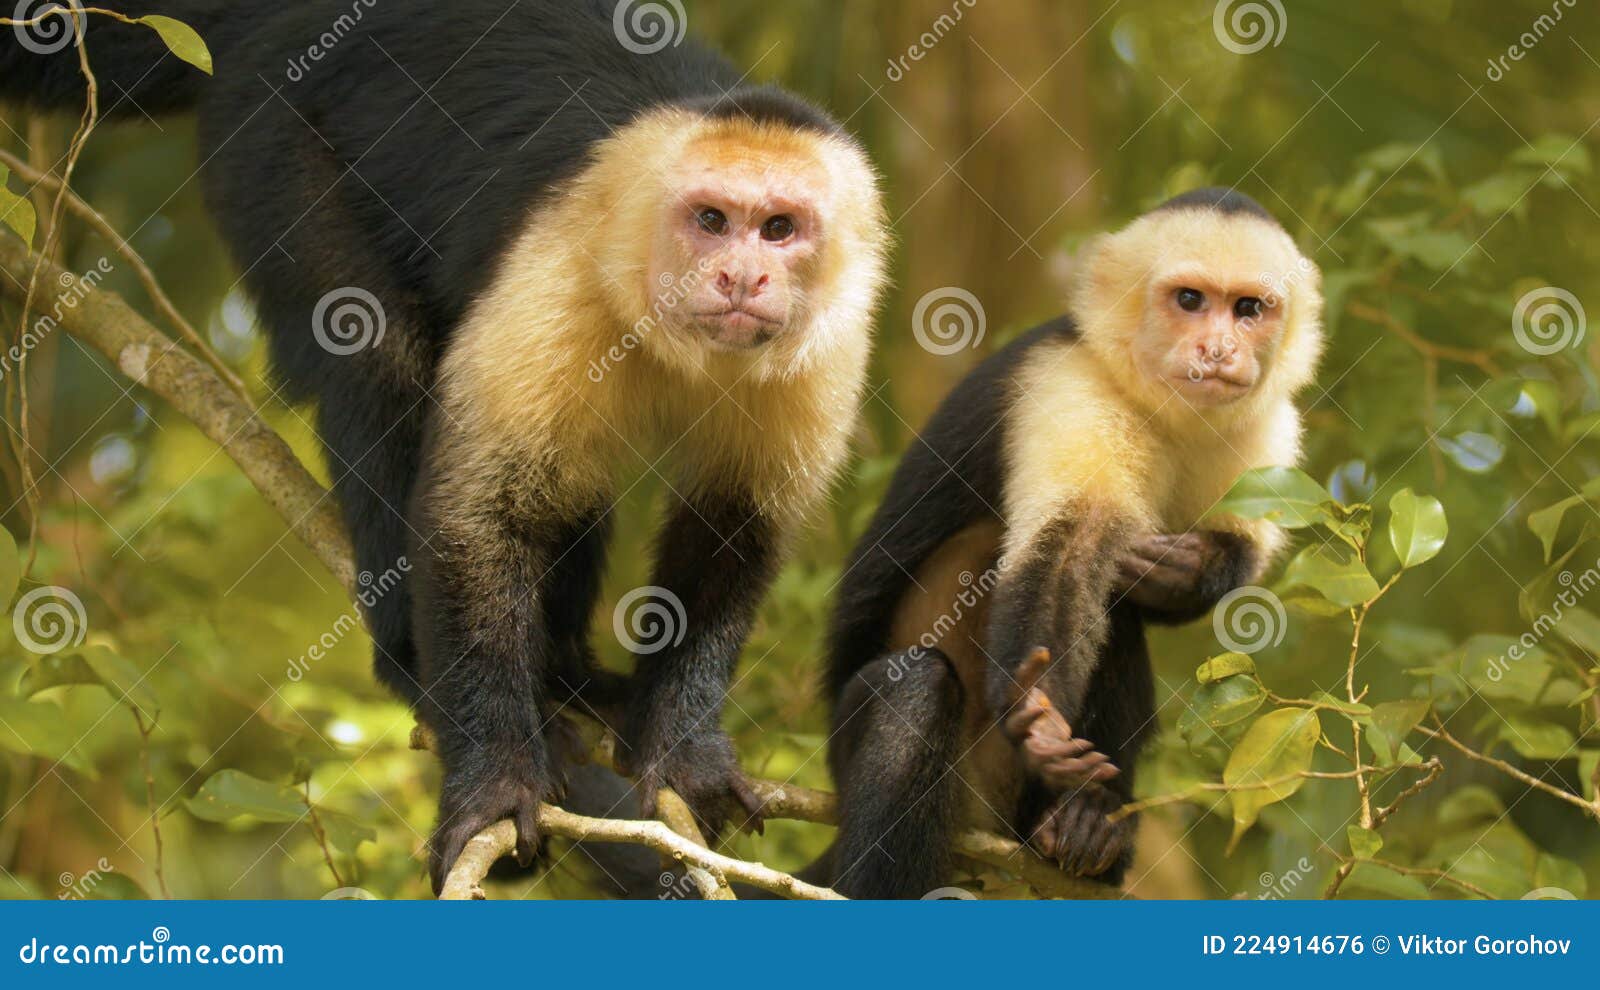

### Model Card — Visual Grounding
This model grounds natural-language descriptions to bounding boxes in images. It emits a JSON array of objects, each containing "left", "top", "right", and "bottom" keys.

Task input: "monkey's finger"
[
  {"left": 1028, "top": 735, "right": 1096, "bottom": 760},
  {"left": 1088, "top": 823, "right": 1124, "bottom": 877},
  {"left": 1012, "top": 647, "right": 1053, "bottom": 700},
  {"left": 1134, "top": 535, "right": 1206, "bottom": 573},
  {"left": 1004, "top": 696, "right": 1047, "bottom": 739},
  {"left": 730, "top": 776, "right": 767, "bottom": 836},
  {"left": 514, "top": 804, "right": 542, "bottom": 868}
]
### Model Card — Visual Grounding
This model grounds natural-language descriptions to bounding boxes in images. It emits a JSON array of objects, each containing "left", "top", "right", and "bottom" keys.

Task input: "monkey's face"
[
  {"left": 1136, "top": 265, "right": 1289, "bottom": 407},
  {"left": 1076, "top": 209, "right": 1319, "bottom": 412},
  {"left": 647, "top": 145, "right": 828, "bottom": 354}
]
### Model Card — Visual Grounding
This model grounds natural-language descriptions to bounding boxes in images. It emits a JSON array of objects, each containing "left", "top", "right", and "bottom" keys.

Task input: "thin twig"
[
  {"left": 1419, "top": 723, "right": 1600, "bottom": 821},
  {"left": 131, "top": 709, "right": 169, "bottom": 898}
]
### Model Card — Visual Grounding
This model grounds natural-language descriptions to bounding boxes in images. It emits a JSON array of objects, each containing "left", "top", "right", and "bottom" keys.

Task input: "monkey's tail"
[{"left": 0, "top": 1, "right": 249, "bottom": 118}]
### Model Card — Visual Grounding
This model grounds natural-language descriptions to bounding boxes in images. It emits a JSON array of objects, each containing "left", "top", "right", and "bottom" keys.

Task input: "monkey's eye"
[
  {"left": 697, "top": 208, "right": 730, "bottom": 236},
  {"left": 1176, "top": 288, "right": 1205, "bottom": 312},
  {"left": 1234, "top": 297, "right": 1265, "bottom": 320},
  {"left": 761, "top": 215, "right": 796, "bottom": 242}
]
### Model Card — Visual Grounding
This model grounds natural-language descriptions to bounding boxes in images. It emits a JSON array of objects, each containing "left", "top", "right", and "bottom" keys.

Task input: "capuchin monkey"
[
  {"left": 2, "top": 0, "right": 889, "bottom": 891},
  {"left": 823, "top": 189, "right": 1323, "bottom": 899}
]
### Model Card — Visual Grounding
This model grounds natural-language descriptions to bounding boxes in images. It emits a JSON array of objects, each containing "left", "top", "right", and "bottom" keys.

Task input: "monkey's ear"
[{"left": 1067, "top": 233, "right": 1116, "bottom": 309}]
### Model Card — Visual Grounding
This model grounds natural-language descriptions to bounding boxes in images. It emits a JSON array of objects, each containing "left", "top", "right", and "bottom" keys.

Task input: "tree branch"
[{"left": 0, "top": 234, "right": 356, "bottom": 596}]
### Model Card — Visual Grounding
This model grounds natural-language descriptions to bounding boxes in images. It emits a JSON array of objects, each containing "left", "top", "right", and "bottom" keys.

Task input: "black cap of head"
[{"left": 1151, "top": 187, "right": 1279, "bottom": 226}]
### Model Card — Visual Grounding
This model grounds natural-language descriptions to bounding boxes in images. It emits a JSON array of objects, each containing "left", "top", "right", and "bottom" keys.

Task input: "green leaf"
[
  {"left": 1436, "top": 785, "right": 1505, "bottom": 828},
  {"left": 1196, "top": 653, "right": 1256, "bottom": 685},
  {"left": 1224, "top": 708, "right": 1321, "bottom": 851},
  {"left": 1496, "top": 715, "right": 1574, "bottom": 760},
  {"left": 1388, "top": 229, "right": 1476, "bottom": 271},
  {"left": 0, "top": 165, "right": 36, "bottom": 246},
  {"left": 185, "top": 770, "right": 306, "bottom": 824},
  {"left": 1388, "top": 489, "right": 1447, "bottom": 569},
  {"left": 1534, "top": 853, "right": 1588, "bottom": 899},
  {"left": 0, "top": 525, "right": 19, "bottom": 609},
  {"left": 1528, "top": 495, "right": 1589, "bottom": 562},
  {"left": 136, "top": 15, "right": 213, "bottom": 74},
  {"left": 1180, "top": 676, "right": 1267, "bottom": 738},
  {"left": 1283, "top": 543, "right": 1380, "bottom": 608},
  {"left": 319, "top": 810, "right": 377, "bottom": 857},
  {"left": 1336, "top": 862, "right": 1428, "bottom": 899},
  {"left": 0, "top": 697, "right": 94, "bottom": 777},
  {"left": 1578, "top": 751, "right": 1598, "bottom": 803},
  {"left": 1459, "top": 634, "right": 1551, "bottom": 702},
  {"left": 1367, "top": 699, "right": 1430, "bottom": 765},
  {"left": 18, "top": 645, "right": 158, "bottom": 718},
  {"left": 1462, "top": 172, "right": 1532, "bottom": 218},
  {"left": 1207, "top": 467, "right": 1336, "bottom": 529},
  {"left": 1554, "top": 607, "right": 1600, "bottom": 656},
  {"left": 1510, "top": 134, "right": 1591, "bottom": 176},
  {"left": 1347, "top": 824, "right": 1383, "bottom": 859}
]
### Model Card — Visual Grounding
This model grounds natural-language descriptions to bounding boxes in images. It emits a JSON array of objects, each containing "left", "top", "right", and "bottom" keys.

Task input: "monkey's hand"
[
  {"left": 1002, "top": 648, "right": 1120, "bottom": 790},
  {"left": 629, "top": 730, "right": 766, "bottom": 840},
  {"left": 428, "top": 749, "right": 563, "bottom": 895},
  {"left": 1029, "top": 783, "right": 1135, "bottom": 879},
  {"left": 1114, "top": 531, "right": 1252, "bottom": 619}
]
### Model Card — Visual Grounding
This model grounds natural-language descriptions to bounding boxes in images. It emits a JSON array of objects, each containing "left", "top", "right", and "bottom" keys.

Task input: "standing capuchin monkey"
[
  {"left": 823, "top": 189, "right": 1323, "bottom": 899},
  {"left": 1, "top": 0, "right": 889, "bottom": 891}
]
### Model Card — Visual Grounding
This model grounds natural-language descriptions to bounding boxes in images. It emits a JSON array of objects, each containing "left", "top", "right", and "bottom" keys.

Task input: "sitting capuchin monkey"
[
  {"left": 823, "top": 189, "right": 1324, "bottom": 899},
  {"left": 1, "top": 0, "right": 889, "bottom": 891}
]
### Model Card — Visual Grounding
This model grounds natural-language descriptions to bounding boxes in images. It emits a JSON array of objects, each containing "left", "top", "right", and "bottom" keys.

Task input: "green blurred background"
[{"left": 0, "top": 0, "right": 1596, "bottom": 900}]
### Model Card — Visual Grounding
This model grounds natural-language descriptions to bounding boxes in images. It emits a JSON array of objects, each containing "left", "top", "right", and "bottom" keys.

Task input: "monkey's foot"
[
  {"left": 631, "top": 730, "right": 766, "bottom": 839},
  {"left": 429, "top": 755, "right": 563, "bottom": 895},
  {"left": 1004, "top": 649, "right": 1120, "bottom": 791},
  {"left": 1028, "top": 784, "right": 1135, "bottom": 879}
]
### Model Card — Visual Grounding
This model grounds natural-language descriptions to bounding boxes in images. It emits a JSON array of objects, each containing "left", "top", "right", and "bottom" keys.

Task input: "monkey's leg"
[
  {"left": 1024, "top": 610, "right": 1154, "bottom": 883},
  {"left": 828, "top": 649, "right": 967, "bottom": 900},
  {"left": 412, "top": 502, "right": 605, "bottom": 894},
  {"left": 1114, "top": 530, "right": 1259, "bottom": 623},
  {"left": 621, "top": 493, "right": 777, "bottom": 837}
]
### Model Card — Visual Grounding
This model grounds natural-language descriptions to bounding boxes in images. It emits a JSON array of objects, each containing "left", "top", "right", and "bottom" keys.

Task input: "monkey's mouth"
[
  {"left": 1172, "top": 370, "right": 1255, "bottom": 403},
  {"left": 695, "top": 308, "right": 782, "bottom": 349}
]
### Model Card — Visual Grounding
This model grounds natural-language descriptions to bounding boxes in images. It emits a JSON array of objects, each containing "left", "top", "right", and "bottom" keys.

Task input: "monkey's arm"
[
  {"left": 412, "top": 478, "right": 600, "bottom": 893},
  {"left": 984, "top": 505, "right": 1137, "bottom": 730},
  {"left": 1114, "top": 517, "right": 1283, "bottom": 624},
  {"left": 621, "top": 492, "right": 774, "bottom": 837}
]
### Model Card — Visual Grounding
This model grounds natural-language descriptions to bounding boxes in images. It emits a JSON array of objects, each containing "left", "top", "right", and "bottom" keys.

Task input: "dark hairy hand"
[
  {"left": 428, "top": 750, "right": 563, "bottom": 895},
  {"left": 1114, "top": 530, "right": 1249, "bottom": 615},
  {"left": 1029, "top": 783, "right": 1135, "bottom": 878},
  {"left": 1002, "top": 648, "right": 1120, "bottom": 789},
  {"left": 628, "top": 729, "right": 766, "bottom": 839}
]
